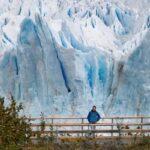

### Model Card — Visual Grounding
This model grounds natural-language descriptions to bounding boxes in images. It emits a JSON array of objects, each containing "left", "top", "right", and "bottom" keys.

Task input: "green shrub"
[{"left": 0, "top": 96, "right": 32, "bottom": 149}]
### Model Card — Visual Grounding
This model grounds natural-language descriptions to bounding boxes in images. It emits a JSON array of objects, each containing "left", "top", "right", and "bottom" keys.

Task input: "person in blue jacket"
[
  {"left": 87, "top": 105, "right": 101, "bottom": 123},
  {"left": 87, "top": 106, "right": 101, "bottom": 136}
]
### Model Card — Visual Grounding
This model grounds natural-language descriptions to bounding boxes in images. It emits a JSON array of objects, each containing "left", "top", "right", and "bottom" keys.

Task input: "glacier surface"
[{"left": 0, "top": 0, "right": 150, "bottom": 117}]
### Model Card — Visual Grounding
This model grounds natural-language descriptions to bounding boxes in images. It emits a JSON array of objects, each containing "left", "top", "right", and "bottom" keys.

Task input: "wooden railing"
[{"left": 28, "top": 116, "right": 150, "bottom": 139}]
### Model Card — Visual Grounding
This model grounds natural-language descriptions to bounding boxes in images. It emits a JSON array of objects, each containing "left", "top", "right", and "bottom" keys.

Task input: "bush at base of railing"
[{"left": 0, "top": 96, "right": 32, "bottom": 150}]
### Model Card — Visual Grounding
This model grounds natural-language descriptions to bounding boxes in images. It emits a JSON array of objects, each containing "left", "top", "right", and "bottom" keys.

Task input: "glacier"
[{"left": 0, "top": 0, "right": 150, "bottom": 117}]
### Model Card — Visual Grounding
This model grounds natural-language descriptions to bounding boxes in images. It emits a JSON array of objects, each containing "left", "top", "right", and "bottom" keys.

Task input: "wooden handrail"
[
  {"left": 28, "top": 116, "right": 150, "bottom": 138},
  {"left": 30, "top": 122, "right": 150, "bottom": 127},
  {"left": 32, "top": 129, "right": 150, "bottom": 134},
  {"left": 24, "top": 116, "right": 150, "bottom": 120}
]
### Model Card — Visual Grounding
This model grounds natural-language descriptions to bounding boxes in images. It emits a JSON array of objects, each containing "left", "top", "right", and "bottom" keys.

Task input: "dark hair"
[{"left": 93, "top": 106, "right": 96, "bottom": 108}]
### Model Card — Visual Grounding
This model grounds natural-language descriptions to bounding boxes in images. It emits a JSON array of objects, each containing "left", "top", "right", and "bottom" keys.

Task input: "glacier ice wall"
[
  {"left": 0, "top": 0, "right": 150, "bottom": 117},
  {"left": 107, "top": 30, "right": 150, "bottom": 116}
]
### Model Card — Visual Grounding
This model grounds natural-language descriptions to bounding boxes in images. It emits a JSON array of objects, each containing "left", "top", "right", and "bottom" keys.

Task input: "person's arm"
[
  {"left": 97, "top": 112, "right": 101, "bottom": 121},
  {"left": 87, "top": 112, "right": 91, "bottom": 122}
]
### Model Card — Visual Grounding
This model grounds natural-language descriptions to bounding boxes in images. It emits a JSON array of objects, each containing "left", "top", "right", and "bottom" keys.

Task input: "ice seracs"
[{"left": 0, "top": 0, "right": 150, "bottom": 117}]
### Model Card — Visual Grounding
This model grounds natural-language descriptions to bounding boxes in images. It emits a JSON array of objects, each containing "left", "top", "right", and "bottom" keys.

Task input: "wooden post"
[
  {"left": 111, "top": 118, "right": 114, "bottom": 136},
  {"left": 51, "top": 118, "right": 54, "bottom": 134},
  {"left": 140, "top": 117, "right": 143, "bottom": 136},
  {"left": 81, "top": 118, "right": 84, "bottom": 136},
  {"left": 51, "top": 118, "right": 54, "bottom": 124},
  {"left": 141, "top": 117, "right": 143, "bottom": 129}
]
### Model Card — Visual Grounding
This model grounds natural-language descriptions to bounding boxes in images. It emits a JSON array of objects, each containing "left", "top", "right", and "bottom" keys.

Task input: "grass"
[{"left": 24, "top": 136, "right": 150, "bottom": 150}]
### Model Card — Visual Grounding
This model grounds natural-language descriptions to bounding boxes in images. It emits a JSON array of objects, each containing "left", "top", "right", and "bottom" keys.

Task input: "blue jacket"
[{"left": 87, "top": 111, "right": 101, "bottom": 123}]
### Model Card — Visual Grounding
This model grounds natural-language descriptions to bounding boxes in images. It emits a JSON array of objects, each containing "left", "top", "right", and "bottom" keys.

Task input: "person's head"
[{"left": 92, "top": 105, "right": 96, "bottom": 112}]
